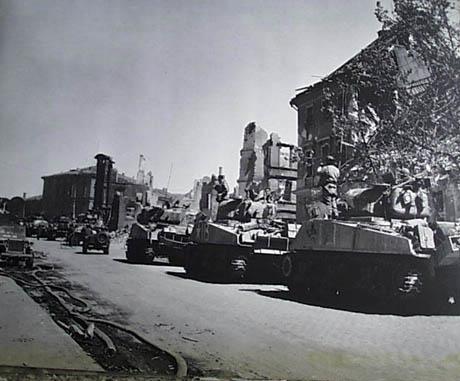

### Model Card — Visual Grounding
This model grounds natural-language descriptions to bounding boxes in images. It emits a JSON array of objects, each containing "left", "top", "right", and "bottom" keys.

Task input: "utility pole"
[
  {"left": 166, "top": 163, "right": 173, "bottom": 194},
  {"left": 22, "top": 193, "right": 26, "bottom": 218},
  {"left": 71, "top": 185, "right": 76, "bottom": 219}
]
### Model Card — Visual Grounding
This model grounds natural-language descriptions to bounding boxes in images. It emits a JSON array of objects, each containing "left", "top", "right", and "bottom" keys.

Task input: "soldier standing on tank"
[{"left": 316, "top": 155, "right": 340, "bottom": 218}]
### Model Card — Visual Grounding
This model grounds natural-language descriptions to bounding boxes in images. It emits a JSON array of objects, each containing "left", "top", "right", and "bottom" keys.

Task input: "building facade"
[
  {"left": 42, "top": 166, "right": 96, "bottom": 219},
  {"left": 290, "top": 32, "right": 432, "bottom": 221},
  {"left": 42, "top": 164, "right": 148, "bottom": 220}
]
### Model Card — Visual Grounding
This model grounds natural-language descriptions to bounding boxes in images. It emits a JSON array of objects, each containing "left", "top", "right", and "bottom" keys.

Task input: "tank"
[
  {"left": 282, "top": 177, "right": 460, "bottom": 301},
  {"left": 125, "top": 206, "right": 197, "bottom": 264},
  {"left": 184, "top": 198, "right": 298, "bottom": 281}
]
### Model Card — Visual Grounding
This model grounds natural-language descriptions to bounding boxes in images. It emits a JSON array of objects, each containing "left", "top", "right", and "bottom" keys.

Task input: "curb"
[
  {"left": 85, "top": 318, "right": 188, "bottom": 378},
  {"left": 0, "top": 365, "right": 179, "bottom": 380},
  {"left": 28, "top": 270, "right": 188, "bottom": 378},
  {"left": 1, "top": 272, "right": 188, "bottom": 378}
]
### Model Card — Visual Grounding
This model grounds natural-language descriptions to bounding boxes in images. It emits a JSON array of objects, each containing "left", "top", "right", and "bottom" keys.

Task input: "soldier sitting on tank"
[
  {"left": 390, "top": 176, "right": 431, "bottom": 220},
  {"left": 214, "top": 175, "right": 229, "bottom": 203},
  {"left": 309, "top": 155, "right": 340, "bottom": 219}
]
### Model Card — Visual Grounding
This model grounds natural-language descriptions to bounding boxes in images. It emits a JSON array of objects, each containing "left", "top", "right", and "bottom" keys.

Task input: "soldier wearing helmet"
[{"left": 313, "top": 155, "right": 340, "bottom": 219}]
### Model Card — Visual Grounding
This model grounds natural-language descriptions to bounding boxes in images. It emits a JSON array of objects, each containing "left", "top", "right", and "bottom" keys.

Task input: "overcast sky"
[{"left": 0, "top": 0, "right": 389, "bottom": 197}]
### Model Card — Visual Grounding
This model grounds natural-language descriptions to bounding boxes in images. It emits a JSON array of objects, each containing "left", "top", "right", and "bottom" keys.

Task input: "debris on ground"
[{"left": 0, "top": 265, "right": 178, "bottom": 376}]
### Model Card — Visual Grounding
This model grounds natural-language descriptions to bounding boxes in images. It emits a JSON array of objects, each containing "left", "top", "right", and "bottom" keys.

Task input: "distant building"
[
  {"left": 187, "top": 177, "right": 210, "bottom": 212},
  {"left": 5, "top": 196, "right": 25, "bottom": 218},
  {"left": 24, "top": 195, "right": 43, "bottom": 216},
  {"left": 41, "top": 164, "right": 148, "bottom": 219},
  {"left": 42, "top": 166, "right": 96, "bottom": 219}
]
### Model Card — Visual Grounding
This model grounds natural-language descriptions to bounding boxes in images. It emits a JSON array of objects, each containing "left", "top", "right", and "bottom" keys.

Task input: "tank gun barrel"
[{"left": 391, "top": 170, "right": 430, "bottom": 191}]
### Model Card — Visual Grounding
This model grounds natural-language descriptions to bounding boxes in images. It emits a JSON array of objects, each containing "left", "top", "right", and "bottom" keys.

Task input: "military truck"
[
  {"left": 282, "top": 176, "right": 460, "bottom": 301},
  {"left": 0, "top": 213, "right": 34, "bottom": 267},
  {"left": 184, "top": 198, "right": 298, "bottom": 281}
]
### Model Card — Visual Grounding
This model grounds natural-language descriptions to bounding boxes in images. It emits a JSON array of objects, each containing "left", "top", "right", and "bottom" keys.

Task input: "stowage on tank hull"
[
  {"left": 125, "top": 223, "right": 159, "bottom": 264},
  {"left": 282, "top": 218, "right": 436, "bottom": 300},
  {"left": 184, "top": 222, "right": 253, "bottom": 281},
  {"left": 184, "top": 221, "right": 288, "bottom": 282},
  {"left": 157, "top": 228, "right": 191, "bottom": 266}
]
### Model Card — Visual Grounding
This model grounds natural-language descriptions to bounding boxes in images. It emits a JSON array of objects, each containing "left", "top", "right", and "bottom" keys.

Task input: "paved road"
[{"left": 32, "top": 239, "right": 460, "bottom": 380}]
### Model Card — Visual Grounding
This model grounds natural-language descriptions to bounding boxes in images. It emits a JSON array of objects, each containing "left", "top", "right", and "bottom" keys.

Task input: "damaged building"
[
  {"left": 290, "top": 30, "right": 433, "bottom": 221},
  {"left": 237, "top": 122, "right": 297, "bottom": 221}
]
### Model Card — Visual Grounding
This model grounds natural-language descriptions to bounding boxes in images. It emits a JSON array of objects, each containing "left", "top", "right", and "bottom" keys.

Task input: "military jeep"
[
  {"left": 82, "top": 226, "right": 110, "bottom": 254},
  {"left": 0, "top": 213, "right": 34, "bottom": 267}
]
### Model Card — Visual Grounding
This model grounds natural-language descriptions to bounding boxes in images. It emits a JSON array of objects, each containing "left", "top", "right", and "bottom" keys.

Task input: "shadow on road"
[
  {"left": 166, "top": 270, "right": 284, "bottom": 286},
  {"left": 113, "top": 258, "right": 178, "bottom": 267},
  {"left": 239, "top": 288, "right": 460, "bottom": 317}
]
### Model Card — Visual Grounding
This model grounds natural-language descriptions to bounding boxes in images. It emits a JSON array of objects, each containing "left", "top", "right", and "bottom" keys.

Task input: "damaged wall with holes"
[{"left": 237, "top": 122, "right": 298, "bottom": 221}]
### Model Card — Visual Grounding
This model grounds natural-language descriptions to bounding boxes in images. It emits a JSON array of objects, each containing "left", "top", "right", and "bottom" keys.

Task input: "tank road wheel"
[
  {"left": 391, "top": 267, "right": 425, "bottom": 312},
  {"left": 394, "top": 269, "right": 424, "bottom": 297},
  {"left": 281, "top": 254, "right": 294, "bottom": 279},
  {"left": 284, "top": 254, "right": 309, "bottom": 298},
  {"left": 227, "top": 254, "right": 248, "bottom": 282}
]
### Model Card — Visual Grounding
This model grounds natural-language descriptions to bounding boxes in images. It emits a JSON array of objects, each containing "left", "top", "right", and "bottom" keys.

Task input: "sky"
[{"left": 0, "top": 0, "right": 389, "bottom": 198}]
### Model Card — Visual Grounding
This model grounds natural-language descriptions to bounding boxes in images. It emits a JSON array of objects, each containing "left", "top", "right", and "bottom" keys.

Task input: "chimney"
[{"left": 94, "top": 153, "right": 114, "bottom": 211}]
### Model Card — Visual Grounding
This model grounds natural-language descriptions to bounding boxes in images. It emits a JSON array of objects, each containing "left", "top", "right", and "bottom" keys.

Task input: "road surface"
[{"left": 31, "top": 239, "right": 460, "bottom": 380}]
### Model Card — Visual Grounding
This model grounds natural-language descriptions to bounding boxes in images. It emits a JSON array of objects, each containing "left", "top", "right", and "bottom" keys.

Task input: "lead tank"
[
  {"left": 282, "top": 177, "right": 460, "bottom": 300},
  {"left": 185, "top": 198, "right": 298, "bottom": 281}
]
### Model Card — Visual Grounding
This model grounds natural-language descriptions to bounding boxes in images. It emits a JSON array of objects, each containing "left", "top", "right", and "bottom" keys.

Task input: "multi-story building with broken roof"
[{"left": 290, "top": 30, "right": 432, "bottom": 221}]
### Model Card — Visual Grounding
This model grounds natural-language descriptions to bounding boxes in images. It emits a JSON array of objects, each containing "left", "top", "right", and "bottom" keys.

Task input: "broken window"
[
  {"left": 305, "top": 106, "right": 314, "bottom": 141},
  {"left": 304, "top": 149, "right": 314, "bottom": 179}
]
